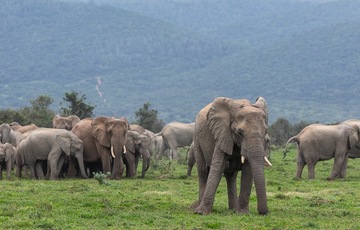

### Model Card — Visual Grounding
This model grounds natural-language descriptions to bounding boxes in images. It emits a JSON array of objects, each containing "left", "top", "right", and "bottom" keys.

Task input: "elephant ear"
[
  {"left": 56, "top": 133, "right": 72, "bottom": 155},
  {"left": 120, "top": 117, "right": 131, "bottom": 131},
  {"left": 91, "top": 117, "right": 111, "bottom": 147},
  {"left": 347, "top": 127, "right": 359, "bottom": 150},
  {"left": 69, "top": 115, "right": 81, "bottom": 128},
  {"left": 0, "top": 124, "right": 11, "bottom": 143},
  {"left": 126, "top": 131, "right": 138, "bottom": 154},
  {"left": 207, "top": 97, "right": 236, "bottom": 155},
  {"left": 253, "top": 97, "right": 268, "bottom": 125},
  {"left": 52, "top": 114, "right": 61, "bottom": 128}
]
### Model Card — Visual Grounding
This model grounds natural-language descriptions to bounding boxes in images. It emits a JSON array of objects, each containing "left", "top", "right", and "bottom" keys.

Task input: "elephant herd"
[
  {"left": 2, "top": 96, "right": 359, "bottom": 216},
  {"left": 0, "top": 116, "right": 153, "bottom": 181}
]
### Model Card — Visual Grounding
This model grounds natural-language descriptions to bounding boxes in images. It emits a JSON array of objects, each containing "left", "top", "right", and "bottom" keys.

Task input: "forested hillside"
[{"left": 1, "top": 0, "right": 360, "bottom": 124}]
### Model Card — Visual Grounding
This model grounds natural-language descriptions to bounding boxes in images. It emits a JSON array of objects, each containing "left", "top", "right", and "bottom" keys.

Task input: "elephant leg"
[
  {"left": 125, "top": 153, "right": 136, "bottom": 178},
  {"left": 328, "top": 151, "right": 348, "bottom": 180},
  {"left": 6, "top": 161, "right": 12, "bottom": 180},
  {"left": 57, "top": 155, "right": 66, "bottom": 178},
  {"left": 187, "top": 164, "right": 194, "bottom": 177},
  {"left": 95, "top": 143, "right": 112, "bottom": 175},
  {"left": 168, "top": 143, "right": 179, "bottom": 160},
  {"left": 0, "top": 166, "right": 3, "bottom": 180},
  {"left": 191, "top": 146, "right": 207, "bottom": 210},
  {"left": 67, "top": 156, "right": 78, "bottom": 178},
  {"left": 339, "top": 156, "right": 349, "bottom": 178},
  {"left": 35, "top": 161, "right": 45, "bottom": 179},
  {"left": 48, "top": 151, "right": 61, "bottom": 180},
  {"left": 16, "top": 164, "right": 22, "bottom": 178},
  {"left": 296, "top": 155, "right": 306, "bottom": 179},
  {"left": 195, "top": 148, "right": 226, "bottom": 215},
  {"left": 29, "top": 164, "right": 37, "bottom": 179},
  {"left": 224, "top": 170, "right": 238, "bottom": 211},
  {"left": 157, "top": 141, "right": 167, "bottom": 160},
  {"left": 307, "top": 164, "right": 316, "bottom": 179},
  {"left": 238, "top": 161, "right": 253, "bottom": 214}
]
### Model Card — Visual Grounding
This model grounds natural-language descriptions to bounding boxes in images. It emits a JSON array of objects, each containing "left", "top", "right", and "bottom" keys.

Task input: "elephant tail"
[{"left": 283, "top": 136, "right": 299, "bottom": 159}]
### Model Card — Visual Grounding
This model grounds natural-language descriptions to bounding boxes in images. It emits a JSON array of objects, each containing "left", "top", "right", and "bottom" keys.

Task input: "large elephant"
[
  {"left": 157, "top": 122, "right": 195, "bottom": 160},
  {"left": 53, "top": 114, "right": 81, "bottom": 130},
  {"left": 187, "top": 133, "right": 271, "bottom": 177},
  {"left": 0, "top": 143, "right": 16, "bottom": 180},
  {"left": 123, "top": 130, "right": 151, "bottom": 178},
  {"left": 71, "top": 117, "right": 129, "bottom": 179},
  {"left": 192, "top": 97, "right": 271, "bottom": 215},
  {"left": 0, "top": 123, "right": 25, "bottom": 147},
  {"left": 16, "top": 128, "right": 88, "bottom": 180},
  {"left": 283, "top": 123, "right": 359, "bottom": 180}
]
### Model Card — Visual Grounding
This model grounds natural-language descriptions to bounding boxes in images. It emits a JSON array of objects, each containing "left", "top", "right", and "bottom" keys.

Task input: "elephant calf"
[
  {"left": 0, "top": 143, "right": 16, "bottom": 180},
  {"left": 284, "top": 124, "right": 359, "bottom": 180}
]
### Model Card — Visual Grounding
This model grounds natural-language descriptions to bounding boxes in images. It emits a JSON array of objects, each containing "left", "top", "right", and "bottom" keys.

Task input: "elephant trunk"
[
  {"left": 245, "top": 142, "right": 268, "bottom": 215},
  {"left": 75, "top": 154, "right": 89, "bottom": 179},
  {"left": 110, "top": 135, "right": 127, "bottom": 179},
  {"left": 140, "top": 149, "right": 151, "bottom": 178}
]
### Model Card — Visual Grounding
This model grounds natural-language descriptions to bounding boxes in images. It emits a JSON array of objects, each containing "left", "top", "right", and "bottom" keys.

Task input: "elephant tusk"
[
  {"left": 111, "top": 145, "right": 116, "bottom": 158},
  {"left": 123, "top": 145, "right": 127, "bottom": 154},
  {"left": 264, "top": 156, "right": 272, "bottom": 167},
  {"left": 241, "top": 155, "right": 246, "bottom": 164}
]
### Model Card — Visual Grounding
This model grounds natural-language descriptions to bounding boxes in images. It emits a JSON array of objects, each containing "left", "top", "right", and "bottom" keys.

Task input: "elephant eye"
[{"left": 237, "top": 128, "right": 244, "bottom": 137}]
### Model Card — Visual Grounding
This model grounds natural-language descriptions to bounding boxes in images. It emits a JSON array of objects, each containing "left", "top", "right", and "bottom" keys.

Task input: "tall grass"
[{"left": 0, "top": 147, "right": 360, "bottom": 229}]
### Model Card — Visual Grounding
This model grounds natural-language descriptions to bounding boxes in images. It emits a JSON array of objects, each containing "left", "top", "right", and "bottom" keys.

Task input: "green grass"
[{"left": 1, "top": 148, "right": 360, "bottom": 229}]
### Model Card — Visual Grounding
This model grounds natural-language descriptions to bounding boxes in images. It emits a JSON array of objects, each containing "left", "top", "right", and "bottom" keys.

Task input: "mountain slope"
[{"left": 1, "top": 0, "right": 360, "bottom": 124}]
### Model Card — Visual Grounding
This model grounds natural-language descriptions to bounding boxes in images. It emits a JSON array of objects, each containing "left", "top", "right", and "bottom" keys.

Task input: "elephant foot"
[
  {"left": 194, "top": 205, "right": 211, "bottom": 215},
  {"left": 327, "top": 176, "right": 336, "bottom": 181},
  {"left": 189, "top": 201, "right": 200, "bottom": 210},
  {"left": 237, "top": 208, "right": 250, "bottom": 215}
]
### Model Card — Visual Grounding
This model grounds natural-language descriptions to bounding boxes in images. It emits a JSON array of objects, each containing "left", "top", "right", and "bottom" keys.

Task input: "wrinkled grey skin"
[
  {"left": 157, "top": 122, "right": 195, "bottom": 160},
  {"left": 0, "top": 123, "right": 25, "bottom": 147},
  {"left": 188, "top": 134, "right": 271, "bottom": 177},
  {"left": 284, "top": 124, "right": 359, "bottom": 180},
  {"left": 124, "top": 130, "right": 151, "bottom": 178},
  {"left": 53, "top": 114, "right": 81, "bottom": 131},
  {"left": 192, "top": 97, "right": 269, "bottom": 215},
  {"left": 71, "top": 117, "right": 129, "bottom": 180},
  {"left": 0, "top": 143, "right": 16, "bottom": 180},
  {"left": 16, "top": 128, "right": 88, "bottom": 180}
]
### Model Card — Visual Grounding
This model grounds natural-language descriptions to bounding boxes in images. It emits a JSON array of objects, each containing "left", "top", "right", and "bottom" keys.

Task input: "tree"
[
  {"left": 135, "top": 102, "right": 164, "bottom": 132},
  {"left": 268, "top": 117, "right": 292, "bottom": 146},
  {"left": 20, "top": 95, "right": 55, "bottom": 127},
  {"left": 60, "top": 91, "right": 95, "bottom": 119},
  {"left": 0, "top": 109, "right": 26, "bottom": 125}
]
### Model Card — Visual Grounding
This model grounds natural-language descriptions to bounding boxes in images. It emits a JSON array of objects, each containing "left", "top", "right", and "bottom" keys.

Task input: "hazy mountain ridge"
[{"left": 1, "top": 0, "right": 359, "bottom": 124}]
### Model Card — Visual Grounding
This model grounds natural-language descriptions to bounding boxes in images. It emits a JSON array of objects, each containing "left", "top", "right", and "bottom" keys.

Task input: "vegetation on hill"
[{"left": 1, "top": 0, "right": 360, "bottom": 124}]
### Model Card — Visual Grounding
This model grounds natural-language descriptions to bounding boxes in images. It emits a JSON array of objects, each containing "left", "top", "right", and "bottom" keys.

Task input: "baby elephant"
[
  {"left": 0, "top": 143, "right": 16, "bottom": 180},
  {"left": 284, "top": 124, "right": 359, "bottom": 180}
]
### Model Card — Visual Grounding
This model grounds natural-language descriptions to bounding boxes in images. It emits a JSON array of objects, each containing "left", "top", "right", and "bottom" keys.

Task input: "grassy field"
[{"left": 1, "top": 147, "right": 360, "bottom": 229}]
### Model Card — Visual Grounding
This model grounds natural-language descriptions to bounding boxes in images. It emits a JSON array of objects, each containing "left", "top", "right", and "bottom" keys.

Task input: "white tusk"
[
  {"left": 123, "top": 145, "right": 127, "bottom": 154},
  {"left": 241, "top": 155, "right": 246, "bottom": 164},
  {"left": 111, "top": 145, "right": 116, "bottom": 158},
  {"left": 264, "top": 156, "right": 272, "bottom": 167}
]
